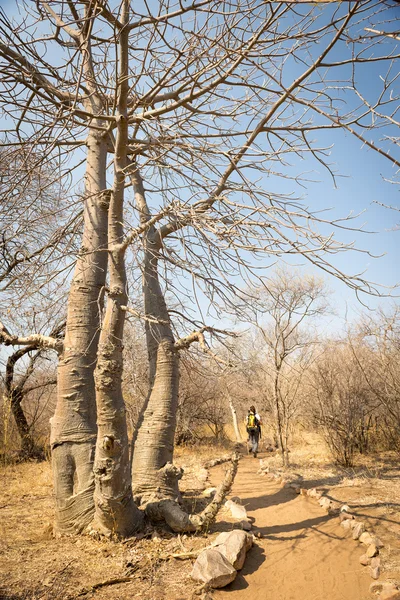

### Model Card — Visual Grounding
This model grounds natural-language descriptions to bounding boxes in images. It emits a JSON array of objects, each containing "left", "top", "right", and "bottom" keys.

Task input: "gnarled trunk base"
[
  {"left": 143, "top": 452, "right": 239, "bottom": 533},
  {"left": 52, "top": 441, "right": 96, "bottom": 534}
]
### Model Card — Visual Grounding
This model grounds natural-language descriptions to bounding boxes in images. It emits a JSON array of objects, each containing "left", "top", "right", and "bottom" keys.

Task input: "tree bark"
[
  {"left": 5, "top": 346, "right": 43, "bottom": 459},
  {"left": 50, "top": 132, "right": 108, "bottom": 534},
  {"left": 227, "top": 393, "right": 242, "bottom": 443},
  {"left": 129, "top": 168, "right": 181, "bottom": 504},
  {"left": 90, "top": 0, "right": 143, "bottom": 537}
]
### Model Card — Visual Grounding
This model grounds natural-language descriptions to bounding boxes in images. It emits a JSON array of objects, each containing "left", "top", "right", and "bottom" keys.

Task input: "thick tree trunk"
[
  {"left": 91, "top": 254, "right": 142, "bottom": 535},
  {"left": 50, "top": 133, "right": 108, "bottom": 534},
  {"left": 131, "top": 245, "right": 180, "bottom": 502},
  {"left": 90, "top": 1, "right": 143, "bottom": 537},
  {"left": 130, "top": 169, "right": 181, "bottom": 504},
  {"left": 131, "top": 336, "right": 180, "bottom": 503}
]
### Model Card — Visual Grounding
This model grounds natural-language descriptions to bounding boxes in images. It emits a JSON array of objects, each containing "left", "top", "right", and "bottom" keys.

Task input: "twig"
[{"left": 74, "top": 576, "right": 134, "bottom": 597}]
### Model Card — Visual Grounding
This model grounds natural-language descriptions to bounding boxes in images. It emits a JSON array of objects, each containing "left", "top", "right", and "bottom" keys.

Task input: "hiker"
[{"left": 246, "top": 405, "right": 261, "bottom": 458}]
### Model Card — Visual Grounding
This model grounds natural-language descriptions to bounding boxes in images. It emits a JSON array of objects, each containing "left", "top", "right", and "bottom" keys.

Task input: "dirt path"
[{"left": 211, "top": 455, "right": 371, "bottom": 600}]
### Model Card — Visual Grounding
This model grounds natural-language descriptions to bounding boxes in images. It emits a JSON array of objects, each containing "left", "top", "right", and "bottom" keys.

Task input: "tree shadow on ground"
[{"left": 258, "top": 513, "right": 338, "bottom": 540}]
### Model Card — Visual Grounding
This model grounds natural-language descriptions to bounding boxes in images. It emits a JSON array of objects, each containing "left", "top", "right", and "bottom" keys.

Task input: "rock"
[
  {"left": 370, "top": 566, "right": 380, "bottom": 580},
  {"left": 213, "top": 530, "right": 253, "bottom": 570},
  {"left": 380, "top": 591, "right": 400, "bottom": 600},
  {"left": 203, "top": 487, "right": 217, "bottom": 498},
  {"left": 370, "top": 582, "right": 398, "bottom": 595},
  {"left": 191, "top": 549, "right": 237, "bottom": 588},
  {"left": 340, "top": 519, "right": 353, "bottom": 531},
  {"left": 314, "top": 491, "right": 323, "bottom": 500},
  {"left": 197, "top": 468, "right": 209, "bottom": 483},
  {"left": 373, "top": 536, "right": 385, "bottom": 549},
  {"left": 352, "top": 522, "right": 365, "bottom": 540},
  {"left": 295, "top": 487, "right": 301, "bottom": 494},
  {"left": 366, "top": 543, "right": 379, "bottom": 558},
  {"left": 239, "top": 520, "right": 252, "bottom": 531},
  {"left": 319, "top": 497, "right": 331, "bottom": 510},
  {"left": 230, "top": 496, "right": 242, "bottom": 505},
  {"left": 371, "top": 557, "right": 381, "bottom": 569},
  {"left": 359, "top": 554, "right": 371, "bottom": 566},
  {"left": 340, "top": 504, "right": 351, "bottom": 513},
  {"left": 328, "top": 501, "right": 341, "bottom": 514},
  {"left": 225, "top": 500, "right": 248, "bottom": 521},
  {"left": 360, "top": 532, "right": 374, "bottom": 546},
  {"left": 339, "top": 513, "right": 350, "bottom": 523},
  {"left": 308, "top": 488, "right": 317, "bottom": 497},
  {"left": 300, "top": 488, "right": 308, "bottom": 496}
]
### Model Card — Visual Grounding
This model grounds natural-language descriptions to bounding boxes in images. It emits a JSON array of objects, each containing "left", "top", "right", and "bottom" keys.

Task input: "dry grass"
[
  {"left": 0, "top": 440, "right": 229, "bottom": 600},
  {"left": 1, "top": 433, "right": 399, "bottom": 599}
]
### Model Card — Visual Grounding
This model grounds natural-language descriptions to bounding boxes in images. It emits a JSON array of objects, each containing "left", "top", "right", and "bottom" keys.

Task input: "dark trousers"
[{"left": 248, "top": 428, "right": 259, "bottom": 454}]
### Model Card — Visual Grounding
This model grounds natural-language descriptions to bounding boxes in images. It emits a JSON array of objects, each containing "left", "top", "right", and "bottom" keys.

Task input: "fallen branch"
[
  {"left": 74, "top": 576, "right": 134, "bottom": 597},
  {"left": 145, "top": 451, "right": 240, "bottom": 533}
]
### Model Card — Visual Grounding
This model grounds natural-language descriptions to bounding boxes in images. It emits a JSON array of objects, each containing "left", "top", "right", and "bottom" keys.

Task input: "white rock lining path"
[{"left": 257, "top": 460, "right": 400, "bottom": 600}]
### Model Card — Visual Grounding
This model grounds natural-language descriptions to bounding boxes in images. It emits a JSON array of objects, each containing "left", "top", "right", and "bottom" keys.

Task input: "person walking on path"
[{"left": 246, "top": 405, "right": 261, "bottom": 458}]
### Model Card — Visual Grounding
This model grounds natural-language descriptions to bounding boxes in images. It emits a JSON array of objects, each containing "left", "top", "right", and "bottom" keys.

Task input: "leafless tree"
[
  {"left": 0, "top": 0, "right": 399, "bottom": 536},
  {"left": 1, "top": 322, "right": 63, "bottom": 460},
  {"left": 352, "top": 307, "right": 400, "bottom": 452},
  {"left": 309, "top": 341, "right": 376, "bottom": 467},
  {"left": 244, "top": 268, "right": 329, "bottom": 465}
]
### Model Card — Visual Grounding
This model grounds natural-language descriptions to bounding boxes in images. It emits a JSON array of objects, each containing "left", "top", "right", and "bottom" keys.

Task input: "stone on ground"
[
  {"left": 239, "top": 520, "right": 252, "bottom": 531},
  {"left": 370, "top": 566, "right": 380, "bottom": 580},
  {"left": 370, "top": 582, "right": 398, "bottom": 596},
  {"left": 366, "top": 543, "right": 379, "bottom": 558},
  {"left": 359, "top": 554, "right": 371, "bottom": 566},
  {"left": 380, "top": 591, "right": 400, "bottom": 600},
  {"left": 319, "top": 497, "right": 331, "bottom": 510},
  {"left": 225, "top": 499, "right": 248, "bottom": 520},
  {"left": 352, "top": 522, "right": 365, "bottom": 540},
  {"left": 191, "top": 548, "right": 237, "bottom": 588},
  {"left": 212, "top": 530, "right": 253, "bottom": 570},
  {"left": 197, "top": 468, "right": 209, "bottom": 483},
  {"left": 340, "top": 519, "right": 353, "bottom": 531},
  {"left": 230, "top": 496, "right": 242, "bottom": 505},
  {"left": 360, "top": 531, "right": 374, "bottom": 546},
  {"left": 202, "top": 487, "right": 217, "bottom": 498}
]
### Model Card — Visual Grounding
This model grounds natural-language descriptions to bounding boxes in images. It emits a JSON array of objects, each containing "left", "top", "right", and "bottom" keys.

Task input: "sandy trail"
[{"left": 211, "top": 455, "right": 371, "bottom": 600}]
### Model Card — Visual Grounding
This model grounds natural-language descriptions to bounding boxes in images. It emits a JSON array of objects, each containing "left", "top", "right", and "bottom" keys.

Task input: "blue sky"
[{"left": 0, "top": 0, "right": 399, "bottom": 337}]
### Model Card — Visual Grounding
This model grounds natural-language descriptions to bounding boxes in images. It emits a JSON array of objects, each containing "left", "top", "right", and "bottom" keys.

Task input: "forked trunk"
[
  {"left": 131, "top": 244, "right": 180, "bottom": 503},
  {"left": 130, "top": 173, "right": 236, "bottom": 532},
  {"left": 91, "top": 249, "right": 142, "bottom": 536},
  {"left": 50, "top": 133, "right": 108, "bottom": 534},
  {"left": 91, "top": 1, "right": 143, "bottom": 536}
]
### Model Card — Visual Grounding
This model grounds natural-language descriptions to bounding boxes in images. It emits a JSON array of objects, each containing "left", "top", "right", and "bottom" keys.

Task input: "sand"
[{"left": 212, "top": 455, "right": 371, "bottom": 600}]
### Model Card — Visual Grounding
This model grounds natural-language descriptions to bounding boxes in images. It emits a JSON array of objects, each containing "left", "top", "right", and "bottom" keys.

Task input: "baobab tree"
[{"left": 0, "top": 0, "right": 399, "bottom": 536}]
